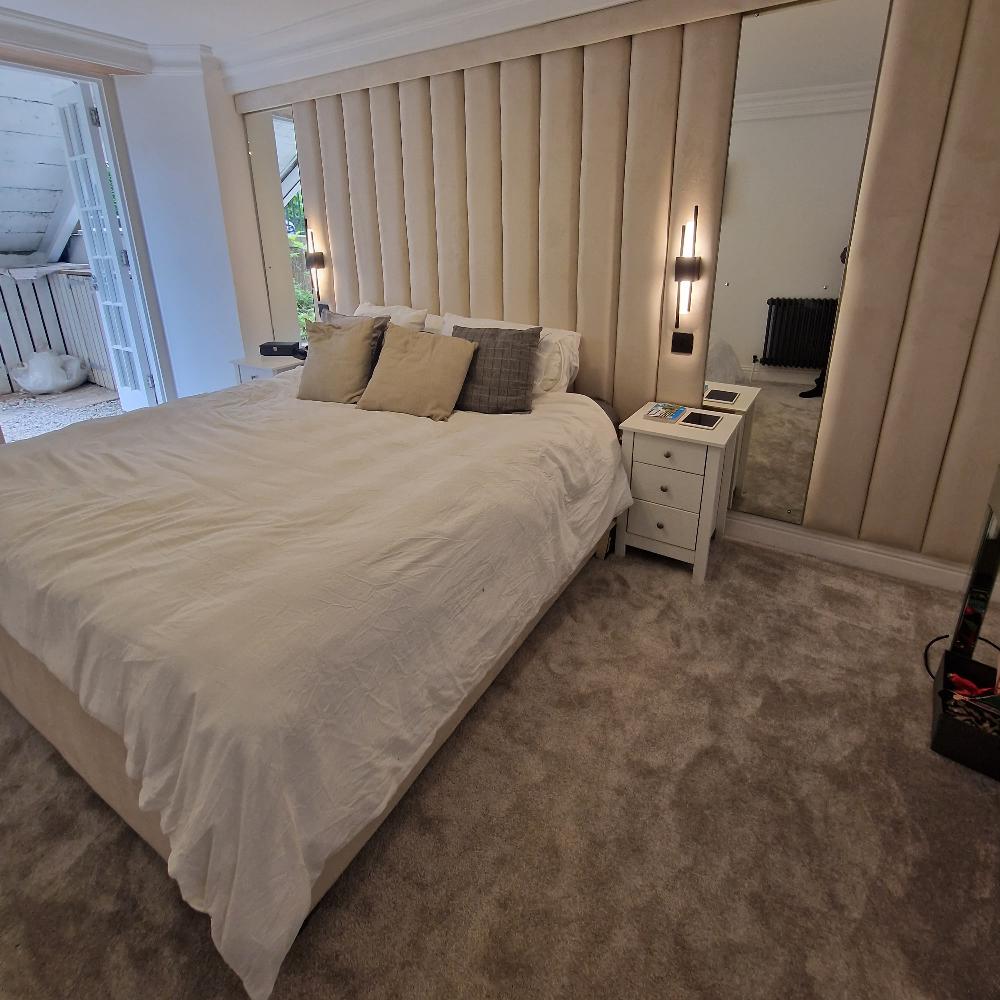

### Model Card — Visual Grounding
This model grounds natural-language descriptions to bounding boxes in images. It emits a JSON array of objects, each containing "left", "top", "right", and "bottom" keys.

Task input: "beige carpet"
[
  {"left": 736, "top": 381, "right": 822, "bottom": 523},
  {"left": 2, "top": 542, "right": 998, "bottom": 1000}
]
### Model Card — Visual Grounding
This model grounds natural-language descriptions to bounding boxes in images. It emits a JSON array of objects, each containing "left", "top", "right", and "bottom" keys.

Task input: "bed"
[{"left": 0, "top": 371, "right": 631, "bottom": 999}]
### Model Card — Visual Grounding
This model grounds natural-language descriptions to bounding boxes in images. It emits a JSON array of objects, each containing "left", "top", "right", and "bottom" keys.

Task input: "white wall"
[
  {"left": 110, "top": 64, "right": 251, "bottom": 397},
  {"left": 710, "top": 107, "right": 870, "bottom": 370}
]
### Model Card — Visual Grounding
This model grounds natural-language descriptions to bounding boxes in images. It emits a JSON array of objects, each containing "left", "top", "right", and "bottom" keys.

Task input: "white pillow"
[
  {"left": 441, "top": 313, "right": 581, "bottom": 394},
  {"left": 355, "top": 302, "right": 428, "bottom": 329},
  {"left": 423, "top": 312, "right": 444, "bottom": 334}
]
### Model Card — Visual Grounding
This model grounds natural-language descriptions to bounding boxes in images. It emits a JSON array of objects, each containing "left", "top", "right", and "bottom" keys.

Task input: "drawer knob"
[
  {"left": 656, "top": 521, "right": 664, "bottom": 530},
  {"left": 663, "top": 451, "right": 672, "bottom": 459},
  {"left": 659, "top": 485, "right": 669, "bottom": 493}
]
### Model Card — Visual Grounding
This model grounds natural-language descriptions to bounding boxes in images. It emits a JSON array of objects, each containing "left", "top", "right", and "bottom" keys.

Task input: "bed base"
[{"left": 0, "top": 538, "right": 602, "bottom": 918}]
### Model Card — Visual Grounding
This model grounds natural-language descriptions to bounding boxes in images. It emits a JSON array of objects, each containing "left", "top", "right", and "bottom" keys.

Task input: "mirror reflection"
[{"left": 705, "top": 0, "right": 889, "bottom": 523}]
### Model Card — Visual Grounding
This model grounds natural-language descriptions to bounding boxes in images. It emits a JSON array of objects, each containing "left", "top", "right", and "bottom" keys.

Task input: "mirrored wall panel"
[
  {"left": 706, "top": 0, "right": 889, "bottom": 523},
  {"left": 245, "top": 107, "right": 317, "bottom": 341}
]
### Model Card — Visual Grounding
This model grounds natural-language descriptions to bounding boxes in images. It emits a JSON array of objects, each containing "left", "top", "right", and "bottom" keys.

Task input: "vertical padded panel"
[
  {"left": 369, "top": 84, "right": 411, "bottom": 307},
  {"left": 656, "top": 16, "right": 740, "bottom": 408},
  {"left": 538, "top": 48, "right": 583, "bottom": 331},
  {"left": 399, "top": 78, "right": 440, "bottom": 313},
  {"left": 292, "top": 101, "right": 333, "bottom": 306},
  {"left": 804, "top": 0, "right": 969, "bottom": 538},
  {"left": 430, "top": 71, "right": 471, "bottom": 315},
  {"left": 342, "top": 89, "right": 384, "bottom": 307},
  {"left": 614, "top": 27, "right": 682, "bottom": 420},
  {"left": 923, "top": 243, "right": 1000, "bottom": 562},
  {"left": 464, "top": 64, "right": 503, "bottom": 320},
  {"left": 576, "top": 37, "right": 631, "bottom": 401},
  {"left": 500, "top": 56, "right": 541, "bottom": 324},
  {"left": 316, "top": 95, "right": 360, "bottom": 313},
  {"left": 860, "top": 0, "right": 1000, "bottom": 551}
]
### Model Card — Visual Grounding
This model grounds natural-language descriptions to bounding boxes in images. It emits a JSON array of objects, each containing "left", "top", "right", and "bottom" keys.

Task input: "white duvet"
[{"left": 0, "top": 374, "right": 631, "bottom": 998}]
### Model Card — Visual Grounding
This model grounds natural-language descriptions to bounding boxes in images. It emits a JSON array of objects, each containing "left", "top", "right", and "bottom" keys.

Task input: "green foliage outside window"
[{"left": 285, "top": 193, "right": 315, "bottom": 336}]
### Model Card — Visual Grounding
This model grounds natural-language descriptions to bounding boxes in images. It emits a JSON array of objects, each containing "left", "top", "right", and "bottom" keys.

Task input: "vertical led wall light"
[
  {"left": 671, "top": 205, "right": 702, "bottom": 354},
  {"left": 303, "top": 218, "right": 326, "bottom": 320}
]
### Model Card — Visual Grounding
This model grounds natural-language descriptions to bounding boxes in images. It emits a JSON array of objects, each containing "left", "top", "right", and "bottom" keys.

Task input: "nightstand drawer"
[
  {"left": 632, "top": 434, "right": 706, "bottom": 475},
  {"left": 630, "top": 463, "right": 705, "bottom": 513},
  {"left": 627, "top": 500, "right": 699, "bottom": 550}
]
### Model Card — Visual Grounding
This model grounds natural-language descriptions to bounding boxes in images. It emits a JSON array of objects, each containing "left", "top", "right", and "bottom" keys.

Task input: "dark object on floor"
[
  {"left": 800, "top": 364, "right": 827, "bottom": 399},
  {"left": 933, "top": 649, "right": 1000, "bottom": 780},
  {"left": 930, "top": 466, "right": 1000, "bottom": 780}
]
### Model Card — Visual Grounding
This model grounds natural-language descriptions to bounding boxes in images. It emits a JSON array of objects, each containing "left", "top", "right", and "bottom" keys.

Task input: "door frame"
[{"left": 0, "top": 56, "right": 173, "bottom": 403}]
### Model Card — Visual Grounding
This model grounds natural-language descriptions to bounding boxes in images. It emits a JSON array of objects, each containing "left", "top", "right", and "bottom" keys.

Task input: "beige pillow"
[
  {"left": 297, "top": 316, "right": 375, "bottom": 403},
  {"left": 358, "top": 324, "right": 477, "bottom": 420}
]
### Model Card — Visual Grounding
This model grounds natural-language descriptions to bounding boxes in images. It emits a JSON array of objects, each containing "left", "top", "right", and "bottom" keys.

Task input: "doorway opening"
[{"left": 0, "top": 63, "right": 160, "bottom": 443}]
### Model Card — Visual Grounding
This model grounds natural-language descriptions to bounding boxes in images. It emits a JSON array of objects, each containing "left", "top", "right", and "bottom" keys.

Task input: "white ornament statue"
[{"left": 10, "top": 350, "right": 89, "bottom": 394}]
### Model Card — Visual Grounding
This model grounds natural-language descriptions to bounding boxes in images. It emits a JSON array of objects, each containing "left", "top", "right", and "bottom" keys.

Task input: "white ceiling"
[
  {"left": 1, "top": 0, "right": 890, "bottom": 95},
  {"left": 2, "top": 0, "right": 359, "bottom": 47}
]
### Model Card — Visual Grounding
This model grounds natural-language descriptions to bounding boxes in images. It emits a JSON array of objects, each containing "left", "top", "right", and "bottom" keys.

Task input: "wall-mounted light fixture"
[
  {"left": 673, "top": 204, "right": 702, "bottom": 330},
  {"left": 304, "top": 219, "right": 326, "bottom": 318}
]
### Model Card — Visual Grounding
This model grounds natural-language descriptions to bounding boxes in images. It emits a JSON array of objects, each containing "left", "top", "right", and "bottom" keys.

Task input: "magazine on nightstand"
[{"left": 645, "top": 402, "right": 686, "bottom": 423}]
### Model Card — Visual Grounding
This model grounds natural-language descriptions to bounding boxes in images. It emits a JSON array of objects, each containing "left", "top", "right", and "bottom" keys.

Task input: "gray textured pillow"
[
  {"left": 452, "top": 325, "right": 541, "bottom": 414},
  {"left": 318, "top": 306, "right": 390, "bottom": 371}
]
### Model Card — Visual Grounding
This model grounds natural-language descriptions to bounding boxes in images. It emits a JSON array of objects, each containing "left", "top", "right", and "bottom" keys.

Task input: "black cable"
[
  {"left": 922, "top": 634, "right": 1000, "bottom": 680},
  {"left": 924, "top": 635, "right": 949, "bottom": 679}
]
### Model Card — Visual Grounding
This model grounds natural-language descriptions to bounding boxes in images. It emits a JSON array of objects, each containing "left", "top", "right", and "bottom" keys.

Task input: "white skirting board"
[{"left": 725, "top": 511, "right": 978, "bottom": 595}]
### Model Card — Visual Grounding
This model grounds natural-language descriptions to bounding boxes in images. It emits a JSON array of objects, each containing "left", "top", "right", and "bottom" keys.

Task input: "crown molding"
[
  {"left": 0, "top": 6, "right": 151, "bottom": 74},
  {"left": 148, "top": 44, "right": 214, "bottom": 77},
  {"left": 220, "top": 0, "right": 636, "bottom": 94},
  {"left": 733, "top": 81, "right": 875, "bottom": 123}
]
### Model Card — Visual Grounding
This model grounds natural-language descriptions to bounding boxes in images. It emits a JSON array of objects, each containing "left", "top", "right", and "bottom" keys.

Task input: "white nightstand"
[
  {"left": 615, "top": 404, "right": 741, "bottom": 583},
  {"left": 233, "top": 355, "right": 304, "bottom": 385},
  {"left": 702, "top": 381, "right": 761, "bottom": 501}
]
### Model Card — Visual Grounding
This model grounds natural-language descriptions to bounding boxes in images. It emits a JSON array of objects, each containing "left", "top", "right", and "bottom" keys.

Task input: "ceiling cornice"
[
  {"left": 733, "top": 82, "right": 876, "bottom": 123},
  {"left": 0, "top": 6, "right": 151, "bottom": 74},
  {"left": 148, "top": 44, "right": 214, "bottom": 76},
  {"left": 218, "top": 0, "right": 635, "bottom": 94}
]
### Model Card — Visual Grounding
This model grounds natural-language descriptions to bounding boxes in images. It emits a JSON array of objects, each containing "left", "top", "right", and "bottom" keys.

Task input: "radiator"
[{"left": 761, "top": 297, "right": 838, "bottom": 369}]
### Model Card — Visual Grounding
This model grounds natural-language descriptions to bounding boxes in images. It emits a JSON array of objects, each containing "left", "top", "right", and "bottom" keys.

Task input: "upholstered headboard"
[{"left": 245, "top": 8, "right": 744, "bottom": 416}]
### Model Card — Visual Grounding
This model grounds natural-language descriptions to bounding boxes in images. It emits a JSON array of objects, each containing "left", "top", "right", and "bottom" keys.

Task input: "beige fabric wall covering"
[
  {"left": 613, "top": 27, "right": 682, "bottom": 421},
  {"left": 298, "top": 17, "right": 742, "bottom": 413},
  {"left": 399, "top": 77, "right": 440, "bottom": 314},
  {"left": 234, "top": 0, "right": 785, "bottom": 114},
  {"left": 464, "top": 64, "right": 503, "bottom": 320},
  {"left": 500, "top": 56, "right": 541, "bottom": 325},
  {"left": 316, "top": 95, "right": 360, "bottom": 313},
  {"left": 859, "top": 0, "right": 1000, "bottom": 551},
  {"left": 538, "top": 48, "right": 584, "bottom": 333},
  {"left": 369, "top": 84, "right": 411, "bottom": 307},
  {"left": 430, "top": 72, "right": 471, "bottom": 317},
  {"left": 291, "top": 101, "right": 333, "bottom": 306},
  {"left": 803, "top": 0, "right": 969, "bottom": 538},
  {"left": 576, "top": 38, "right": 631, "bottom": 401},
  {"left": 922, "top": 240, "right": 1000, "bottom": 562},
  {"left": 342, "top": 90, "right": 385, "bottom": 308},
  {"left": 656, "top": 15, "right": 741, "bottom": 408}
]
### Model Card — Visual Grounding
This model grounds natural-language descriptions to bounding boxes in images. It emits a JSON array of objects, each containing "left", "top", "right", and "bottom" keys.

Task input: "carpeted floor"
[
  {"left": 2, "top": 542, "right": 999, "bottom": 1000},
  {"left": 0, "top": 385, "right": 122, "bottom": 443},
  {"left": 736, "top": 381, "right": 822, "bottom": 523}
]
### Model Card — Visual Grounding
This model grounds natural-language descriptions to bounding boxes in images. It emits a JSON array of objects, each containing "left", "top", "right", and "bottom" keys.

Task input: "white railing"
[{"left": 0, "top": 269, "right": 115, "bottom": 395}]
